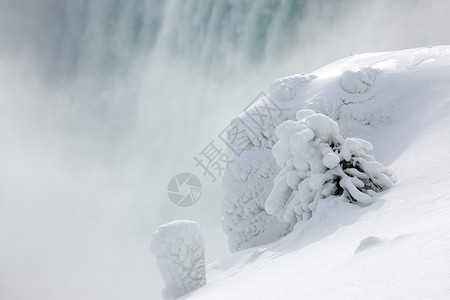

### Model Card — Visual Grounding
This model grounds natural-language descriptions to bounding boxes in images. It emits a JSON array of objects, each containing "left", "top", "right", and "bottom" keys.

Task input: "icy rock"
[{"left": 151, "top": 220, "right": 206, "bottom": 300}]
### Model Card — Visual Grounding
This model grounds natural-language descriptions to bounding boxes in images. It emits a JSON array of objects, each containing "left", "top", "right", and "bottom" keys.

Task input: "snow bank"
[
  {"left": 221, "top": 64, "right": 392, "bottom": 250},
  {"left": 182, "top": 46, "right": 450, "bottom": 300},
  {"left": 151, "top": 220, "right": 206, "bottom": 300}
]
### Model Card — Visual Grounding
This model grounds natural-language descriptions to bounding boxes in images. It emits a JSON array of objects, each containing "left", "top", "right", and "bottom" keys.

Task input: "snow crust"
[
  {"left": 151, "top": 221, "right": 206, "bottom": 300},
  {"left": 183, "top": 46, "right": 450, "bottom": 300}
]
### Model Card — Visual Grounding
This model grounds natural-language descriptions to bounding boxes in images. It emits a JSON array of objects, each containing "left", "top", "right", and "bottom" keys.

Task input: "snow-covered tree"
[
  {"left": 151, "top": 220, "right": 206, "bottom": 300},
  {"left": 265, "top": 110, "right": 393, "bottom": 226},
  {"left": 222, "top": 149, "right": 292, "bottom": 252},
  {"left": 221, "top": 75, "right": 319, "bottom": 252}
]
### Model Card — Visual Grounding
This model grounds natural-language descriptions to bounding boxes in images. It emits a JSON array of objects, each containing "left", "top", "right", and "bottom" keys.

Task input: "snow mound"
[
  {"left": 305, "top": 66, "right": 388, "bottom": 135},
  {"left": 182, "top": 46, "right": 450, "bottom": 300},
  {"left": 222, "top": 66, "right": 390, "bottom": 249},
  {"left": 354, "top": 236, "right": 385, "bottom": 254},
  {"left": 265, "top": 111, "right": 393, "bottom": 225},
  {"left": 340, "top": 67, "right": 380, "bottom": 94},
  {"left": 151, "top": 221, "right": 206, "bottom": 300},
  {"left": 269, "top": 73, "right": 317, "bottom": 101}
]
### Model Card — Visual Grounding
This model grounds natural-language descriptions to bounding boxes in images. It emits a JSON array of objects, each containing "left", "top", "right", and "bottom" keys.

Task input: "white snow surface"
[{"left": 182, "top": 46, "right": 450, "bottom": 299}]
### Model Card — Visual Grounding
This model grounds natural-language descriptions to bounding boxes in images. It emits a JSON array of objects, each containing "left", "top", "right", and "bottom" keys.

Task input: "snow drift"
[{"left": 182, "top": 46, "right": 450, "bottom": 299}]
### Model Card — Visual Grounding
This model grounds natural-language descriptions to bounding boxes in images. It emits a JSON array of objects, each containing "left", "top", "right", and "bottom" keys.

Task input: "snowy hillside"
[
  {"left": 178, "top": 46, "right": 450, "bottom": 299},
  {"left": 3, "top": 1, "right": 450, "bottom": 299}
]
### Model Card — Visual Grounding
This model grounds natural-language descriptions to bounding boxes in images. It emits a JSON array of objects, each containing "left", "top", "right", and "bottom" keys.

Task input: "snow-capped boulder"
[{"left": 151, "top": 220, "right": 206, "bottom": 300}]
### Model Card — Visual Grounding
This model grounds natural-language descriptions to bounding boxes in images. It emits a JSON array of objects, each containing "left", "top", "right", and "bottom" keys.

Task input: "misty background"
[{"left": 1, "top": 0, "right": 449, "bottom": 299}]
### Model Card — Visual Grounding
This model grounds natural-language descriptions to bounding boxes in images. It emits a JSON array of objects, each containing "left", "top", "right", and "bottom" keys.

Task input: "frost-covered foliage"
[
  {"left": 302, "top": 66, "right": 387, "bottom": 136},
  {"left": 221, "top": 85, "right": 316, "bottom": 252},
  {"left": 222, "top": 149, "right": 292, "bottom": 252},
  {"left": 151, "top": 220, "right": 206, "bottom": 300},
  {"left": 265, "top": 110, "right": 393, "bottom": 226},
  {"left": 222, "top": 68, "right": 391, "bottom": 248}
]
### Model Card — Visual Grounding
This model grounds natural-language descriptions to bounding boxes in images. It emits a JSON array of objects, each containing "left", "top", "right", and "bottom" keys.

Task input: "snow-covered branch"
[
  {"left": 265, "top": 110, "right": 393, "bottom": 226},
  {"left": 151, "top": 220, "right": 206, "bottom": 300}
]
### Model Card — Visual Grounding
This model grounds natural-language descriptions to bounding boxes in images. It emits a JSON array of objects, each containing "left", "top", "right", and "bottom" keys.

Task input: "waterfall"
[{"left": 0, "top": 0, "right": 315, "bottom": 80}]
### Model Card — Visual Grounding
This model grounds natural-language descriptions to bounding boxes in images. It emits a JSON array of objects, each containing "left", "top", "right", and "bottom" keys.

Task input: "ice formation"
[
  {"left": 269, "top": 73, "right": 317, "bottom": 102},
  {"left": 265, "top": 110, "right": 393, "bottom": 225},
  {"left": 340, "top": 67, "right": 380, "bottom": 94},
  {"left": 221, "top": 89, "right": 306, "bottom": 252},
  {"left": 222, "top": 65, "right": 392, "bottom": 250},
  {"left": 222, "top": 149, "right": 292, "bottom": 252},
  {"left": 151, "top": 220, "right": 206, "bottom": 300}
]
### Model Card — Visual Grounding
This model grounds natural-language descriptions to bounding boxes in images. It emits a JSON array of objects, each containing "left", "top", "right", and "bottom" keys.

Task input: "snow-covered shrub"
[
  {"left": 265, "top": 110, "right": 393, "bottom": 226},
  {"left": 151, "top": 220, "right": 206, "bottom": 300},
  {"left": 221, "top": 89, "right": 302, "bottom": 252},
  {"left": 221, "top": 74, "right": 326, "bottom": 251},
  {"left": 222, "top": 149, "right": 292, "bottom": 252}
]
